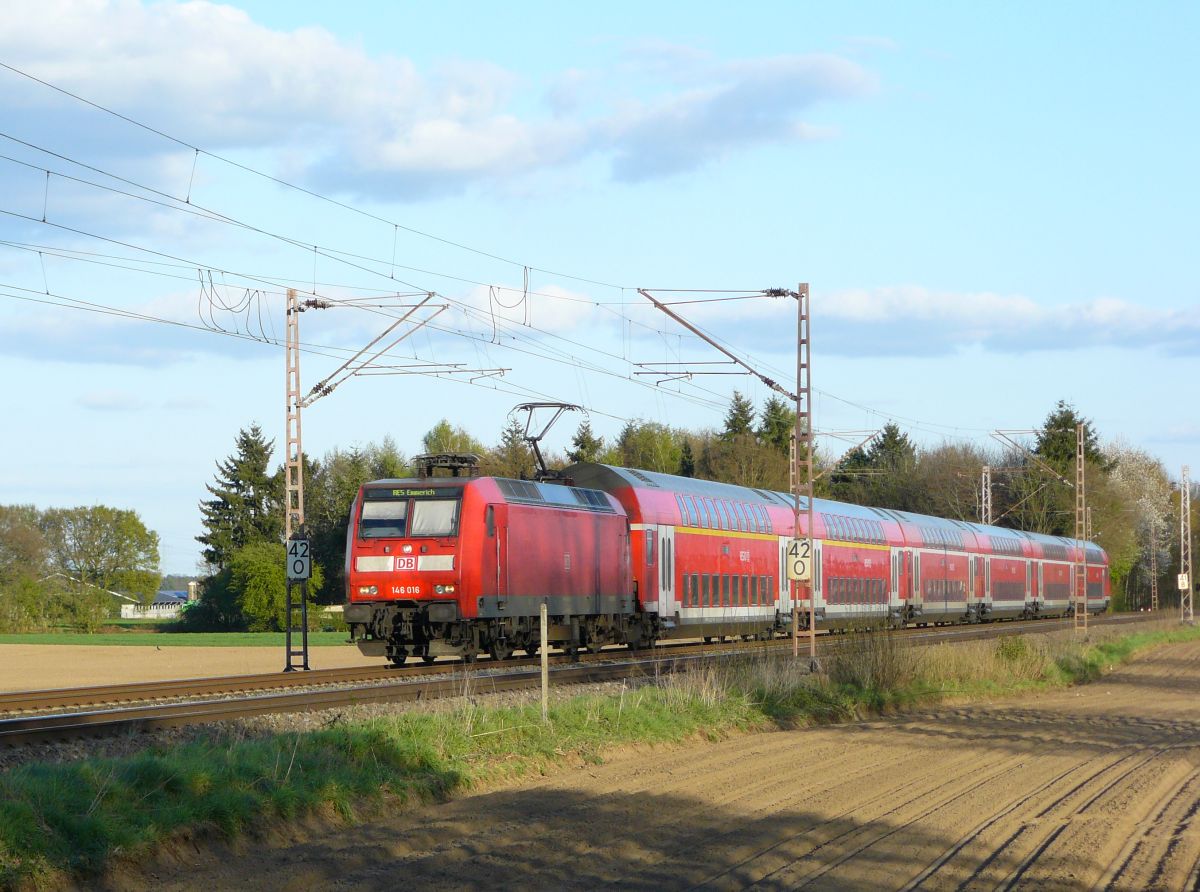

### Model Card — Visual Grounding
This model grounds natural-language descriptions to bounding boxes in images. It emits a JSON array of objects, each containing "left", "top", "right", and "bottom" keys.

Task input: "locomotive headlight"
[
  {"left": 445, "top": 585, "right": 455, "bottom": 593},
  {"left": 402, "top": 544, "right": 413, "bottom": 554},
  {"left": 358, "top": 585, "right": 378, "bottom": 595},
  {"left": 435, "top": 584, "right": 445, "bottom": 594}
]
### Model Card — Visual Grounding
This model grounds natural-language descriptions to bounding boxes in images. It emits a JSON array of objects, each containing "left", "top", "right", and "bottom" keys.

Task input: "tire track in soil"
[
  {"left": 1096, "top": 766, "right": 1200, "bottom": 891},
  {"left": 744, "top": 757, "right": 1032, "bottom": 889},
  {"left": 896, "top": 753, "right": 1131, "bottom": 891},
  {"left": 983, "top": 749, "right": 1172, "bottom": 890},
  {"left": 689, "top": 749, "right": 1006, "bottom": 890}
]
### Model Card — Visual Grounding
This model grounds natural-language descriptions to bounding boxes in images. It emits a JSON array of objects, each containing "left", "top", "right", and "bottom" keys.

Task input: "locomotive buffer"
[{"left": 284, "top": 533, "right": 312, "bottom": 671}]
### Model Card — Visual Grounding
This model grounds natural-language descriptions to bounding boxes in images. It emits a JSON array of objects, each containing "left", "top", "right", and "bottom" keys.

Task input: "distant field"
[{"left": 0, "top": 631, "right": 350, "bottom": 647}]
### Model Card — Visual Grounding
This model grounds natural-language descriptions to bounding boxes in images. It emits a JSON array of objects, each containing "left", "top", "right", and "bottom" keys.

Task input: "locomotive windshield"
[
  {"left": 359, "top": 486, "right": 463, "bottom": 538},
  {"left": 360, "top": 500, "right": 408, "bottom": 538},
  {"left": 409, "top": 499, "right": 459, "bottom": 536}
]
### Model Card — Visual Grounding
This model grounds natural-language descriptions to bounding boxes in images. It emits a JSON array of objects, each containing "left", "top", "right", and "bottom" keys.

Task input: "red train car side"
[{"left": 344, "top": 462, "right": 1111, "bottom": 663}]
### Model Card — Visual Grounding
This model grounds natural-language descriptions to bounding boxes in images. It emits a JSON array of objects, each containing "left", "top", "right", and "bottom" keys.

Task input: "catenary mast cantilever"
[{"left": 638, "top": 285, "right": 817, "bottom": 665}]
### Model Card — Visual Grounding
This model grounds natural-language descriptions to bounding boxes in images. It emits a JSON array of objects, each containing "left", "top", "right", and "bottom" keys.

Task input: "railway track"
[{"left": 0, "top": 612, "right": 1153, "bottom": 747}]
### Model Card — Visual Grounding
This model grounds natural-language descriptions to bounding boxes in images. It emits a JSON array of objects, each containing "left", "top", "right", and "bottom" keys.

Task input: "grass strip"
[{"left": 1, "top": 620, "right": 1196, "bottom": 888}]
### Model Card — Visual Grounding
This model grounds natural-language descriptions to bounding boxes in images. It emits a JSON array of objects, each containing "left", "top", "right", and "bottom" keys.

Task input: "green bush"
[{"left": 996, "top": 635, "right": 1029, "bottom": 663}]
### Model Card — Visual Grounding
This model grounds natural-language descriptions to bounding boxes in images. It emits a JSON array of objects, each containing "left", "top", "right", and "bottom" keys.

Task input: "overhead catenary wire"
[
  {"left": 0, "top": 60, "right": 627, "bottom": 292},
  {"left": 0, "top": 65, "right": 1009, "bottom": 441}
]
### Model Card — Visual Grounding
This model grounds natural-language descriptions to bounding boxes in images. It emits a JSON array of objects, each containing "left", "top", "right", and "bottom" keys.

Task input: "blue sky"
[{"left": 0, "top": 1, "right": 1196, "bottom": 572}]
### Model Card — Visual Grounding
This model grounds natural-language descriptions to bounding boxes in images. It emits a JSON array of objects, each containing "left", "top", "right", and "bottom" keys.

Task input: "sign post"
[{"left": 284, "top": 534, "right": 312, "bottom": 672}]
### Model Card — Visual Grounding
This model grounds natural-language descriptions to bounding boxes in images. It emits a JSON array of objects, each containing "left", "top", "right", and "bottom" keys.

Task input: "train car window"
[
  {"left": 730, "top": 575, "right": 738, "bottom": 605},
  {"left": 485, "top": 505, "right": 495, "bottom": 538},
  {"left": 645, "top": 530, "right": 655, "bottom": 566},
  {"left": 360, "top": 499, "right": 408, "bottom": 538},
  {"left": 667, "top": 539, "right": 673, "bottom": 584},
  {"left": 731, "top": 502, "right": 746, "bottom": 531},
  {"left": 749, "top": 575, "right": 758, "bottom": 605},
  {"left": 409, "top": 499, "right": 460, "bottom": 537},
  {"left": 675, "top": 495, "right": 687, "bottom": 524},
  {"left": 717, "top": 501, "right": 732, "bottom": 531},
  {"left": 692, "top": 574, "right": 700, "bottom": 607},
  {"left": 721, "top": 574, "right": 730, "bottom": 606},
  {"left": 701, "top": 574, "right": 710, "bottom": 608},
  {"left": 711, "top": 574, "right": 720, "bottom": 606}
]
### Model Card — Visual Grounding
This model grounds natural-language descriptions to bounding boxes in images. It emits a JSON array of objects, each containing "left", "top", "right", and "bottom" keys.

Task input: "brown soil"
[
  {"left": 102, "top": 640, "right": 1200, "bottom": 890},
  {"left": 0, "top": 644, "right": 375, "bottom": 692}
]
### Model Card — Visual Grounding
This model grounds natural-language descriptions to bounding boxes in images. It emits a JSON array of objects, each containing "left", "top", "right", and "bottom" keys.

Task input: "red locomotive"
[{"left": 343, "top": 458, "right": 1110, "bottom": 665}]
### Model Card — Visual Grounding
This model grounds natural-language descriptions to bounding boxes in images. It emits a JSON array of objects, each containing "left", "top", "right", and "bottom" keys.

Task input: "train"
[{"left": 342, "top": 458, "right": 1110, "bottom": 665}]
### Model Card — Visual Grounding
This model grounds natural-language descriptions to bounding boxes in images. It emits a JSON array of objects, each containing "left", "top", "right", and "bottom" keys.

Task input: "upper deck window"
[{"left": 361, "top": 500, "right": 408, "bottom": 538}]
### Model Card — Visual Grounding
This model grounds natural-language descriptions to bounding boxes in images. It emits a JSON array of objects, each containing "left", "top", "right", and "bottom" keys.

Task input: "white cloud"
[
  {"left": 77, "top": 388, "right": 148, "bottom": 411},
  {"left": 0, "top": 1, "right": 874, "bottom": 199},
  {"left": 701, "top": 286, "right": 1200, "bottom": 357}
]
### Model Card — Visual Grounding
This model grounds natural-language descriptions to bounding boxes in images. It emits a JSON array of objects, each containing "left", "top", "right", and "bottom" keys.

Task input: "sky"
[{"left": 0, "top": 1, "right": 1196, "bottom": 574}]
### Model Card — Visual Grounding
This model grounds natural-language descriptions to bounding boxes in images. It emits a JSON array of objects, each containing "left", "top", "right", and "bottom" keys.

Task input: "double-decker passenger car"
[{"left": 343, "top": 462, "right": 1110, "bottom": 663}]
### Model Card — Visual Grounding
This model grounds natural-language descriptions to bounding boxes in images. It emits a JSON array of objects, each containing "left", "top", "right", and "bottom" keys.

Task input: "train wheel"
[
  {"left": 462, "top": 651, "right": 478, "bottom": 664},
  {"left": 389, "top": 653, "right": 407, "bottom": 668},
  {"left": 489, "top": 641, "right": 514, "bottom": 662},
  {"left": 703, "top": 636, "right": 713, "bottom": 644}
]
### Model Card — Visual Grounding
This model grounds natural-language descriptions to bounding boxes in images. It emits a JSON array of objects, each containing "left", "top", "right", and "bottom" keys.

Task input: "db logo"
[{"left": 395, "top": 556, "right": 417, "bottom": 571}]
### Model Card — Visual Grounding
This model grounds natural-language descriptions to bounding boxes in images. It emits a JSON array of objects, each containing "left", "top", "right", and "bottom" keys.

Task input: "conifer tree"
[
  {"left": 722, "top": 391, "right": 756, "bottom": 439},
  {"left": 567, "top": 420, "right": 604, "bottom": 464},
  {"left": 197, "top": 424, "right": 281, "bottom": 569}
]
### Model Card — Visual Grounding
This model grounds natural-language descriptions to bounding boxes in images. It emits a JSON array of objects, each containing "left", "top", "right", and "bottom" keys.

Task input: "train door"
[
  {"left": 813, "top": 539, "right": 824, "bottom": 613},
  {"left": 658, "top": 526, "right": 676, "bottom": 621},
  {"left": 1026, "top": 562, "right": 1033, "bottom": 606},
  {"left": 480, "top": 504, "right": 507, "bottom": 601},
  {"left": 641, "top": 526, "right": 658, "bottom": 611},
  {"left": 912, "top": 552, "right": 923, "bottom": 612}
]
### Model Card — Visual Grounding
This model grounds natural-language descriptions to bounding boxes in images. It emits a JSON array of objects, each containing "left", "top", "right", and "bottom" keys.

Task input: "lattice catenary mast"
[
  {"left": 790, "top": 284, "right": 816, "bottom": 666},
  {"left": 1073, "top": 423, "right": 1088, "bottom": 634},
  {"left": 1181, "top": 465, "right": 1193, "bottom": 624},
  {"left": 285, "top": 288, "right": 304, "bottom": 539},
  {"left": 1149, "top": 519, "right": 1159, "bottom": 612},
  {"left": 981, "top": 465, "right": 993, "bottom": 525}
]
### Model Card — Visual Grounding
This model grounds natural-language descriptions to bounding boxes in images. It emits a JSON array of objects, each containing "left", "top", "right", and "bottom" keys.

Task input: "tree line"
[
  {"left": 0, "top": 505, "right": 160, "bottom": 632},
  {"left": 3, "top": 396, "right": 1186, "bottom": 634},
  {"left": 186, "top": 396, "right": 1196, "bottom": 628}
]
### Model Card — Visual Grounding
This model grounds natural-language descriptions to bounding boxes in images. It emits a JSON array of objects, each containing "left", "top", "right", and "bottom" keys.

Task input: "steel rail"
[
  {"left": 0, "top": 613, "right": 1148, "bottom": 716},
  {"left": 0, "top": 613, "right": 1152, "bottom": 747}
]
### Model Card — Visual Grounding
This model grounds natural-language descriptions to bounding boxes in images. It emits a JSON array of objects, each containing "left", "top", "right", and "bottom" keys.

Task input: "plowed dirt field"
[
  {"left": 0, "top": 644, "right": 373, "bottom": 691},
  {"left": 128, "top": 639, "right": 1200, "bottom": 891}
]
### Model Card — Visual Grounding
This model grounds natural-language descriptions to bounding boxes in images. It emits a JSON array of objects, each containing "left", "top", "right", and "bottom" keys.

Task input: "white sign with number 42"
[
  {"left": 786, "top": 538, "right": 812, "bottom": 581},
  {"left": 287, "top": 538, "right": 312, "bottom": 581}
]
